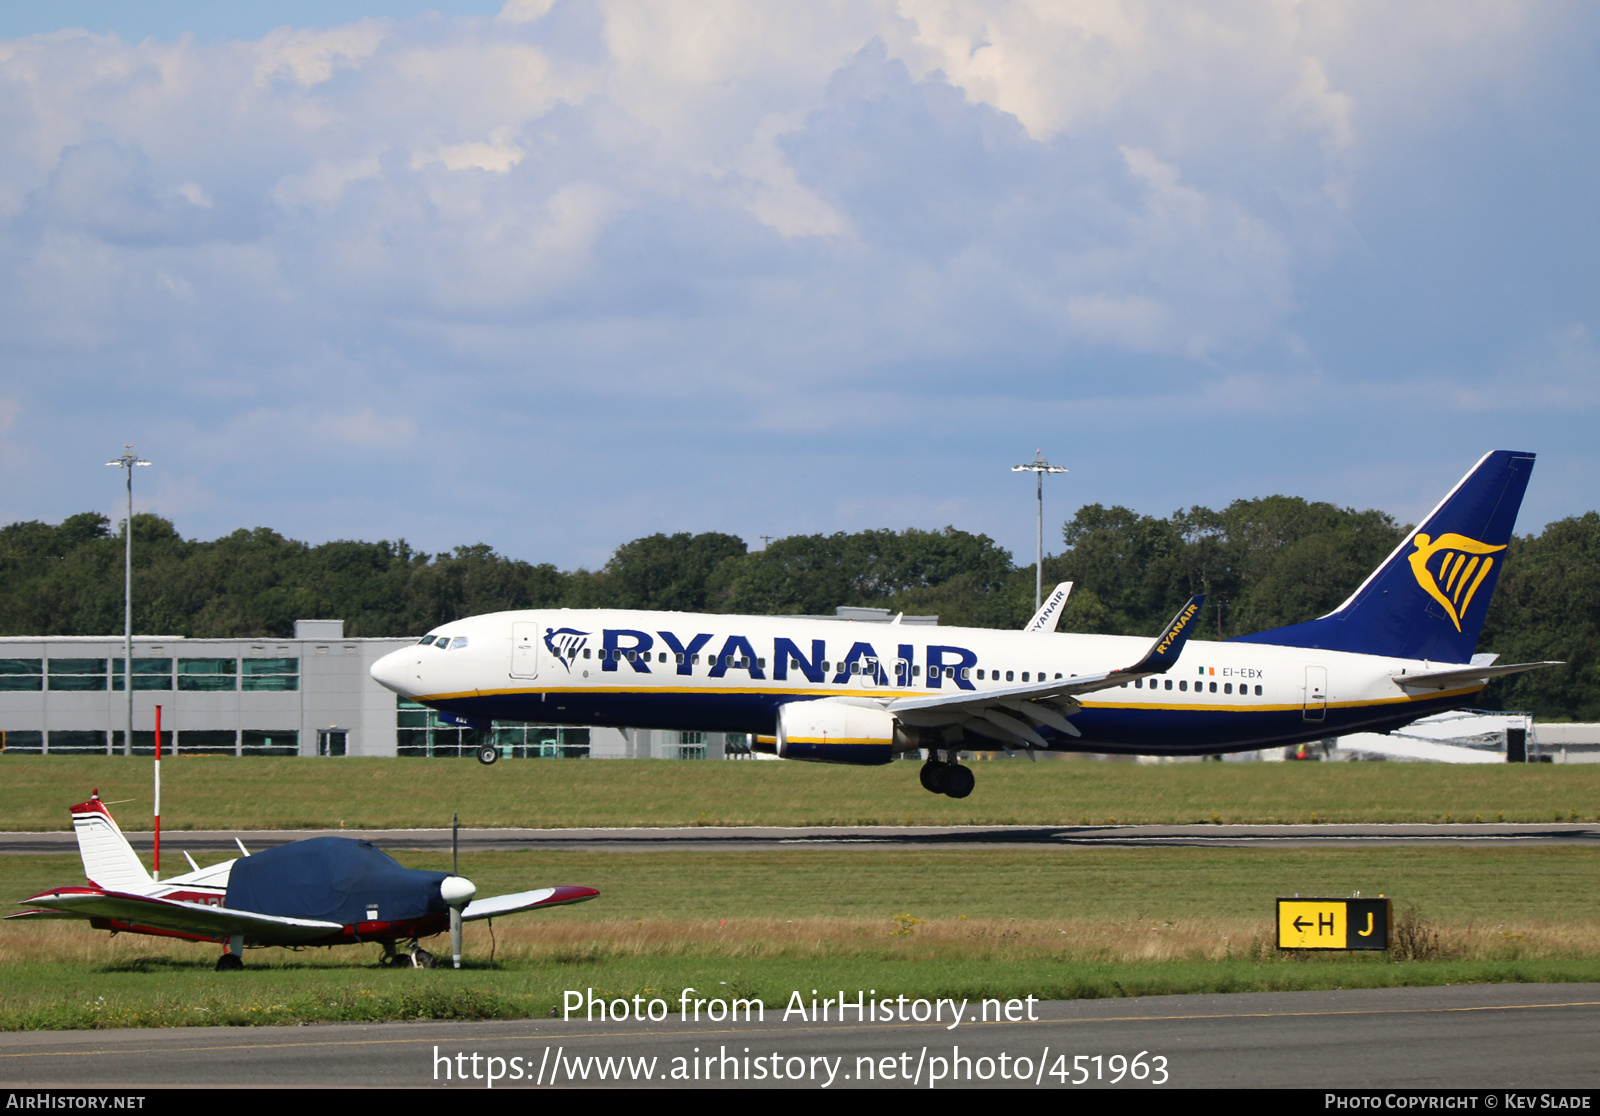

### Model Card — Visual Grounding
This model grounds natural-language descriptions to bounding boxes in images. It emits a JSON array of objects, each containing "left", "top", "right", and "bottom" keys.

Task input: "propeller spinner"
[{"left": 439, "top": 875, "right": 476, "bottom": 969}]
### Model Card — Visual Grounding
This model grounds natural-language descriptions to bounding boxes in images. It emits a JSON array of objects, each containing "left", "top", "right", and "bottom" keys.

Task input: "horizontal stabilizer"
[
  {"left": 1392, "top": 660, "right": 1562, "bottom": 694},
  {"left": 461, "top": 885, "right": 599, "bottom": 922}
]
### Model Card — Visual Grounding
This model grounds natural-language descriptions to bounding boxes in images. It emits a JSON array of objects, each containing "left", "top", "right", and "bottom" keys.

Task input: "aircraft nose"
[{"left": 369, "top": 648, "right": 414, "bottom": 696}]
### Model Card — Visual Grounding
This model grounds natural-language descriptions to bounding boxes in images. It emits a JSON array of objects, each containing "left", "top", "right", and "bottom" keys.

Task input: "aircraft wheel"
[
  {"left": 411, "top": 948, "right": 437, "bottom": 969},
  {"left": 215, "top": 953, "right": 243, "bottom": 972},
  {"left": 919, "top": 761, "right": 946, "bottom": 794},
  {"left": 943, "top": 765, "right": 975, "bottom": 799},
  {"left": 476, "top": 745, "right": 499, "bottom": 765}
]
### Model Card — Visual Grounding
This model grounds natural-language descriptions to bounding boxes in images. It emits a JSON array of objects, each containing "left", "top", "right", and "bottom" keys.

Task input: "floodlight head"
[{"left": 106, "top": 445, "right": 150, "bottom": 469}]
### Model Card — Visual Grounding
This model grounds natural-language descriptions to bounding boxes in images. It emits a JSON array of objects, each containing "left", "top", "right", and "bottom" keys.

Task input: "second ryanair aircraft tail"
[{"left": 1232, "top": 450, "right": 1536, "bottom": 664}]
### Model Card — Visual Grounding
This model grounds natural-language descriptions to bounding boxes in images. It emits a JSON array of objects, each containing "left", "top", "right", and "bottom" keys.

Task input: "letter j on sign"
[{"left": 1277, "top": 898, "right": 1392, "bottom": 950}]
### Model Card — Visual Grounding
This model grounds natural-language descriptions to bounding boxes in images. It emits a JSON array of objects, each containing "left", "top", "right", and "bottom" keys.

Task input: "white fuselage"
[{"left": 370, "top": 609, "right": 1482, "bottom": 755}]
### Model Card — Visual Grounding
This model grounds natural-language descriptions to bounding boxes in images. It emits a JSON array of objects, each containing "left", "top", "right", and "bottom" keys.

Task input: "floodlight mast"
[
  {"left": 1011, "top": 450, "right": 1068, "bottom": 615},
  {"left": 106, "top": 445, "right": 151, "bottom": 757}
]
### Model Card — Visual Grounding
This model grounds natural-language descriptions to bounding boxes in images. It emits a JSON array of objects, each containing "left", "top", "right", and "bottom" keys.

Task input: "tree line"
[{"left": 1, "top": 500, "right": 1594, "bottom": 718}]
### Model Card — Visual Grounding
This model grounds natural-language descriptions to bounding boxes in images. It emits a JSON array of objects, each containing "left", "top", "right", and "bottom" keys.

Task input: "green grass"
[
  {"left": 3, "top": 755, "right": 1597, "bottom": 831},
  {"left": 5, "top": 845, "right": 1600, "bottom": 1030}
]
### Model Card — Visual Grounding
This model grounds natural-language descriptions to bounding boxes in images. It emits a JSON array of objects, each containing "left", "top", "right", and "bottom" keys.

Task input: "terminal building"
[{"left": 0, "top": 620, "right": 741, "bottom": 760}]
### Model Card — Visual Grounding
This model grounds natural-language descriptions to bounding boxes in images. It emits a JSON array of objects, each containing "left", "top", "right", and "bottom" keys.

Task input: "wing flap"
[{"left": 461, "top": 886, "right": 599, "bottom": 922}]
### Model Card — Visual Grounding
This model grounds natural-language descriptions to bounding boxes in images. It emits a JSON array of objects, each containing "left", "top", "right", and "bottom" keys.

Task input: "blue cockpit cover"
[{"left": 225, "top": 837, "right": 449, "bottom": 926}]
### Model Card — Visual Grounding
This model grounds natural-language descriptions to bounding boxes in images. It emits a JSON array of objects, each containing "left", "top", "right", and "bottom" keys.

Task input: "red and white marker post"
[{"left": 153, "top": 704, "right": 162, "bottom": 881}]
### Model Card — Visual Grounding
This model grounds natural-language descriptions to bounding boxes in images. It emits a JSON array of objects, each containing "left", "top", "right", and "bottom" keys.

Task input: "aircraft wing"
[
  {"left": 3, "top": 908, "right": 80, "bottom": 922},
  {"left": 18, "top": 886, "right": 343, "bottom": 943},
  {"left": 461, "top": 885, "right": 599, "bottom": 922},
  {"left": 1391, "top": 660, "right": 1563, "bottom": 694},
  {"left": 886, "top": 595, "right": 1205, "bottom": 747}
]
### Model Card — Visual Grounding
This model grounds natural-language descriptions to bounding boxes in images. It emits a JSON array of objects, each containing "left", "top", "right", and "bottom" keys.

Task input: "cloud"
[{"left": 0, "top": 2, "right": 1589, "bottom": 565}]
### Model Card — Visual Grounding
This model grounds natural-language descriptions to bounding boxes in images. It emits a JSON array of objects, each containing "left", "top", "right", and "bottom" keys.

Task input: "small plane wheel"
[
  {"left": 476, "top": 745, "right": 499, "bottom": 765},
  {"left": 410, "top": 948, "right": 437, "bottom": 969},
  {"left": 943, "top": 765, "right": 975, "bottom": 799},
  {"left": 919, "top": 760, "right": 946, "bottom": 794},
  {"left": 215, "top": 953, "right": 244, "bottom": 972}
]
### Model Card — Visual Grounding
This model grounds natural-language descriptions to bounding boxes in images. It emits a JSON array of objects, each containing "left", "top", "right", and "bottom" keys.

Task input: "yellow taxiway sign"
[{"left": 1277, "top": 898, "right": 1391, "bottom": 951}]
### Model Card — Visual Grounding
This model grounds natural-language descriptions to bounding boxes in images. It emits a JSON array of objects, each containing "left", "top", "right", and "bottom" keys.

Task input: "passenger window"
[
  {"left": 850, "top": 661, "right": 860, "bottom": 674},
  {"left": 583, "top": 648, "right": 591, "bottom": 659},
  {"left": 912, "top": 665, "right": 920, "bottom": 677},
  {"left": 1210, "top": 682, "right": 1217, "bottom": 693},
  {"left": 977, "top": 669, "right": 985, "bottom": 680},
  {"left": 1134, "top": 678, "right": 1142, "bottom": 688},
  {"left": 1255, "top": 685, "right": 1263, "bottom": 696},
  {"left": 822, "top": 661, "right": 831, "bottom": 672},
  {"left": 961, "top": 668, "right": 970, "bottom": 679},
  {"left": 676, "top": 653, "right": 684, "bottom": 664},
  {"left": 1165, "top": 679, "right": 1173, "bottom": 691},
  {"left": 1224, "top": 682, "right": 1232, "bottom": 694},
  {"left": 758, "top": 658, "right": 766, "bottom": 669},
  {"left": 1005, "top": 670, "right": 1014, "bottom": 682},
  {"left": 1179, "top": 680, "right": 1187, "bottom": 691},
  {"left": 1021, "top": 672, "right": 1029, "bottom": 682}
]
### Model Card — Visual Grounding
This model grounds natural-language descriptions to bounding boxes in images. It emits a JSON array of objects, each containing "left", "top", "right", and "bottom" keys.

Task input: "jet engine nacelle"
[{"left": 776, "top": 699, "right": 909, "bottom": 766}]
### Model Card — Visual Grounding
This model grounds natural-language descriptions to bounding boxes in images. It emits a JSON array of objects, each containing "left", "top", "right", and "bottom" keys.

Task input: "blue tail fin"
[{"left": 1232, "top": 450, "right": 1535, "bottom": 663}]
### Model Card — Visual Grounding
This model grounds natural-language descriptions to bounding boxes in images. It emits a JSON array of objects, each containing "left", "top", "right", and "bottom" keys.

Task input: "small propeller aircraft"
[{"left": 9, "top": 792, "right": 598, "bottom": 970}]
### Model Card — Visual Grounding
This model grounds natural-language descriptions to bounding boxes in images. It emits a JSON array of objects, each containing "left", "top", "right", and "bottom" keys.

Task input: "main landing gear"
[
  {"left": 919, "top": 757, "right": 975, "bottom": 799},
  {"left": 379, "top": 939, "right": 438, "bottom": 968},
  {"left": 215, "top": 934, "right": 245, "bottom": 971}
]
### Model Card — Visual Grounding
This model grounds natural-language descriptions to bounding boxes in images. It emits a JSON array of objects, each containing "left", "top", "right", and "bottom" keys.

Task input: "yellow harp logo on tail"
[{"left": 1406, "top": 533, "right": 1506, "bottom": 632}]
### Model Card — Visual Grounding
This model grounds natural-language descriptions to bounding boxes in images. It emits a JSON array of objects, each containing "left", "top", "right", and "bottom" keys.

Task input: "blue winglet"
[{"left": 1121, "top": 594, "right": 1206, "bottom": 676}]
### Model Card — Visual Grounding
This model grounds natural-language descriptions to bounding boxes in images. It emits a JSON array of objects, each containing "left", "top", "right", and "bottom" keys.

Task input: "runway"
[
  {"left": 3, "top": 983, "right": 1597, "bottom": 1089},
  {"left": 2, "top": 821, "right": 1596, "bottom": 855}
]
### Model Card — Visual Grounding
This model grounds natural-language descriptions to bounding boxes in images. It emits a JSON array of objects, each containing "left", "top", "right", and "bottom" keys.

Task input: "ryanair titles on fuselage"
[{"left": 506, "top": 612, "right": 1260, "bottom": 694}]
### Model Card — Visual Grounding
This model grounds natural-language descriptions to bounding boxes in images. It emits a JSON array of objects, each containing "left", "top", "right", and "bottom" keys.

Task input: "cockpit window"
[
  {"left": 417, "top": 635, "right": 437, "bottom": 646},
  {"left": 447, "top": 636, "right": 469, "bottom": 650}
]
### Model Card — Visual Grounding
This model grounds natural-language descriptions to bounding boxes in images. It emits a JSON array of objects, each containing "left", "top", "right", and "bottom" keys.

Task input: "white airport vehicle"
[{"left": 370, "top": 451, "right": 1556, "bottom": 798}]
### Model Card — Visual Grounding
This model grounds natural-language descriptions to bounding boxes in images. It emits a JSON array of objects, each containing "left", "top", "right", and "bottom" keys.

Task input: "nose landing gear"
[{"left": 919, "top": 756, "right": 974, "bottom": 799}]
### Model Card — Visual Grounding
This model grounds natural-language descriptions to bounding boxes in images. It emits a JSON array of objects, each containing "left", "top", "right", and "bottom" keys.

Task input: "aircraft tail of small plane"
[
  {"left": 70, "top": 791, "right": 152, "bottom": 892},
  {"left": 1233, "top": 450, "right": 1535, "bottom": 663}
]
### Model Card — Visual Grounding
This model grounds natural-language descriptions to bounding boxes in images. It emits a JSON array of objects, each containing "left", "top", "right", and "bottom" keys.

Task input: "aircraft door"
[
  {"left": 511, "top": 621, "right": 540, "bottom": 679},
  {"left": 861, "top": 656, "right": 880, "bottom": 689},
  {"left": 1303, "top": 666, "right": 1327, "bottom": 722}
]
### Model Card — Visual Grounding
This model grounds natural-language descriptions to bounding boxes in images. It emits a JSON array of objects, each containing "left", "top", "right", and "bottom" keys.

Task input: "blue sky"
[{"left": 0, "top": 1, "right": 1595, "bottom": 571}]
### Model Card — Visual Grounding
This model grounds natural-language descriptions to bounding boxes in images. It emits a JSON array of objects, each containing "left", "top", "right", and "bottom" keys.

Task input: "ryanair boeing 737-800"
[{"left": 369, "top": 451, "right": 1556, "bottom": 798}]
